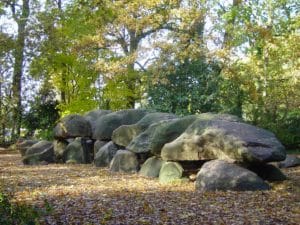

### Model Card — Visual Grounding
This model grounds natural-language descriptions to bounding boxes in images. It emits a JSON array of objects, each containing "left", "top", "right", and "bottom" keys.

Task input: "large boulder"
[
  {"left": 149, "top": 115, "right": 199, "bottom": 155},
  {"left": 139, "top": 156, "right": 163, "bottom": 178},
  {"left": 63, "top": 138, "right": 84, "bottom": 164},
  {"left": 159, "top": 162, "right": 184, "bottom": 184},
  {"left": 53, "top": 140, "right": 68, "bottom": 162},
  {"left": 94, "top": 140, "right": 109, "bottom": 156},
  {"left": 277, "top": 155, "right": 300, "bottom": 168},
  {"left": 17, "top": 140, "right": 39, "bottom": 156},
  {"left": 54, "top": 114, "right": 92, "bottom": 139},
  {"left": 127, "top": 116, "right": 197, "bottom": 155},
  {"left": 248, "top": 164, "right": 287, "bottom": 182},
  {"left": 111, "top": 124, "right": 143, "bottom": 147},
  {"left": 112, "top": 112, "right": 177, "bottom": 147},
  {"left": 25, "top": 140, "right": 53, "bottom": 155},
  {"left": 93, "top": 109, "right": 148, "bottom": 140},
  {"left": 161, "top": 118, "right": 286, "bottom": 164},
  {"left": 94, "top": 141, "right": 119, "bottom": 167},
  {"left": 22, "top": 147, "right": 55, "bottom": 165},
  {"left": 22, "top": 141, "right": 55, "bottom": 165},
  {"left": 136, "top": 112, "right": 177, "bottom": 128},
  {"left": 127, "top": 121, "right": 171, "bottom": 154},
  {"left": 195, "top": 160, "right": 270, "bottom": 191},
  {"left": 109, "top": 150, "right": 139, "bottom": 173},
  {"left": 84, "top": 109, "right": 112, "bottom": 122},
  {"left": 194, "top": 113, "right": 242, "bottom": 123},
  {"left": 84, "top": 109, "right": 112, "bottom": 135}
]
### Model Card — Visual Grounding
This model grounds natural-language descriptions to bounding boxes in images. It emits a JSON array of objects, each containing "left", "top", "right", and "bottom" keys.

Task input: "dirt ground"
[{"left": 1, "top": 150, "right": 299, "bottom": 225}]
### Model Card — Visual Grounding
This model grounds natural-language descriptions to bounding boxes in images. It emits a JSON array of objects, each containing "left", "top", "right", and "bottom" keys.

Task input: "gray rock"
[
  {"left": 195, "top": 160, "right": 270, "bottom": 191},
  {"left": 159, "top": 161, "right": 184, "bottom": 184},
  {"left": 149, "top": 115, "right": 198, "bottom": 155},
  {"left": 25, "top": 140, "right": 53, "bottom": 155},
  {"left": 111, "top": 112, "right": 176, "bottom": 148},
  {"left": 22, "top": 143, "right": 55, "bottom": 165},
  {"left": 94, "top": 141, "right": 119, "bottom": 167},
  {"left": 54, "top": 114, "right": 92, "bottom": 139},
  {"left": 127, "top": 121, "right": 170, "bottom": 154},
  {"left": 84, "top": 109, "right": 112, "bottom": 135},
  {"left": 94, "top": 140, "right": 109, "bottom": 156},
  {"left": 17, "top": 140, "right": 38, "bottom": 156},
  {"left": 248, "top": 164, "right": 287, "bottom": 182},
  {"left": 109, "top": 150, "right": 139, "bottom": 173},
  {"left": 111, "top": 124, "right": 143, "bottom": 147},
  {"left": 127, "top": 116, "right": 195, "bottom": 155},
  {"left": 278, "top": 155, "right": 300, "bottom": 168},
  {"left": 139, "top": 156, "right": 163, "bottom": 177},
  {"left": 93, "top": 109, "right": 148, "bottom": 140},
  {"left": 84, "top": 109, "right": 112, "bottom": 122},
  {"left": 161, "top": 119, "right": 286, "bottom": 164},
  {"left": 136, "top": 112, "right": 178, "bottom": 129},
  {"left": 196, "top": 112, "right": 242, "bottom": 122},
  {"left": 63, "top": 138, "right": 84, "bottom": 164}
]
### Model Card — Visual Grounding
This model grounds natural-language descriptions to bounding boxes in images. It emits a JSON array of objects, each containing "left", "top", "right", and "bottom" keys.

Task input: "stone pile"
[{"left": 18, "top": 109, "right": 298, "bottom": 192}]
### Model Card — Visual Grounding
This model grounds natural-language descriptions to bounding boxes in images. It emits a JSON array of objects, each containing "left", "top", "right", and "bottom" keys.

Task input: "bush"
[{"left": 0, "top": 191, "right": 51, "bottom": 225}]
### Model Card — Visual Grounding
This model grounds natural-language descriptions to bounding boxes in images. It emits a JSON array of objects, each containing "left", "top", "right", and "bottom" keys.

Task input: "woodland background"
[{"left": 0, "top": 0, "right": 299, "bottom": 149}]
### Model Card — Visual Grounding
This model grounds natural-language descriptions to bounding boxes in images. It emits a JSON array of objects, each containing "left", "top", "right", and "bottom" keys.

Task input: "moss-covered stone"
[
  {"left": 149, "top": 115, "right": 198, "bottom": 155},
  {"left": 94, "top": 140, "right": 109, "bottom": 156},
  {"left": 63, "top": 138, "right": 84, "bottom": 164},
  {"left": 109, "top": 150, "right": 139, "bottom": 173},
  {"left": 162, "top": 118, "right": 286, "bottom": 164},
  {"left": 139, "top": 156, "right": 163, "bottom": 178},
  {"left": 159, "top": 162, "right": 183, "bottom": 184},
  {"left": 112, "top": 124, "right": 143, "bottom": 147}
]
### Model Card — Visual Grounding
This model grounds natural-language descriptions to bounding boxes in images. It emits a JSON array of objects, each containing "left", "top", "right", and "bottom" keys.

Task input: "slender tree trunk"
[
  {"left": 126, "top": 30, "right": 139, "bottom": 108},
  {"left": 11, "top": 0, "right": 30, "bottom": 140},
  {"left": 61, "top": 75, "right": 66, "bottom": 103},
  {"left": 56, "top": 0, "right": 67, "bottom": 104},
  {"left": 0, "top": 76, "right": 3, "bottom": 143}
]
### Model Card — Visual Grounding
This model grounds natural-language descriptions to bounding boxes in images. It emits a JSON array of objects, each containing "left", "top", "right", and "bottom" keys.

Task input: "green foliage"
[
  {"left": 0, "top": 191, "right": 42, "bottom": 225},
  {"left": 261, "top": 110, "right": 300, "bottom": 149},
  {"left": 22, "top": 83, "right": 59, "bottom": 140},
  {"left": 216, "top": 0, "right": 300, "bottom": 148},
  {"left": 148, "top": 59, "right": 222, "bottom": 115},
  {"left": 1, "top": 0, "right": 298, "bottom": 149}
]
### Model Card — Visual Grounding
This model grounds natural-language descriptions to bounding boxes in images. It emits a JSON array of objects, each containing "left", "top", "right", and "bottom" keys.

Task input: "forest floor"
[{"left": 0, "top": 149, "right": 300, "bottom": 225}]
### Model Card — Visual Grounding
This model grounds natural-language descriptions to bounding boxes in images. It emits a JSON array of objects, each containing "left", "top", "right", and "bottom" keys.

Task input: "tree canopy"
[{"left": 0, "top": 0, "right": 299, "bottom": 148}]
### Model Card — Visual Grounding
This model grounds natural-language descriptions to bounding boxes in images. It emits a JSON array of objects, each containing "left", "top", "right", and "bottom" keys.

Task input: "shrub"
[{"left": 0, "top": 191, "right": 51, "bottom": 225}]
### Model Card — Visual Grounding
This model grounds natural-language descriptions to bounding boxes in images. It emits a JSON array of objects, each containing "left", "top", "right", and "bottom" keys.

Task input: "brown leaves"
[{"left": 0, "top": 152, "right": 300, "bottom": 225}]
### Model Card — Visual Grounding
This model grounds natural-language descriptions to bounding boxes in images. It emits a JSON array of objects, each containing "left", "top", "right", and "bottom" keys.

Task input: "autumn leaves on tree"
[{"left": 0, "top": 0, "right": 299, "bottom": 147}]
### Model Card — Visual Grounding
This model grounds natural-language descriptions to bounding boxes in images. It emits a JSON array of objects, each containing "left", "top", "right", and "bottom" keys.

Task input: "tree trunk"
[
  {"left": 126, "top": 30, "right": 139, "bottom": 108},
  {"left": 0, "top": 76, "right": 3, "bottom": 143},
  {"left": 11, "top": 0, "right": 30, "bottom": 140}
]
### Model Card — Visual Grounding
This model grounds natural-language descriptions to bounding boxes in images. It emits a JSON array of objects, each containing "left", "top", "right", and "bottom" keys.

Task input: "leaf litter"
[{"left": 0, "top": 151, "right": 299, "bottom": 225}]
